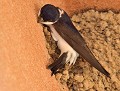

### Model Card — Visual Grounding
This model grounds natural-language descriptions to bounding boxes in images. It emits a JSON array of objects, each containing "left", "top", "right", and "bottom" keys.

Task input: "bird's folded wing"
[{"left": 54, "top": 22, "right": 110, "bottom": 77}]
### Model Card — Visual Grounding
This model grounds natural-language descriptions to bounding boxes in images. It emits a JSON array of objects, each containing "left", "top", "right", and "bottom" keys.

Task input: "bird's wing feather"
[
  {"left": 48, "top": 52, "right": 67, "bottom": 75},
  {"left": 54, "top": 21, "right": 110, "bottom": 77}
]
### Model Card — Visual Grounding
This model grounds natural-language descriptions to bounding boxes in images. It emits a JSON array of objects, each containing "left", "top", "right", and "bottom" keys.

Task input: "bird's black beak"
[{"left": 37, "top": 17, "right": 44, "bottom": 23}]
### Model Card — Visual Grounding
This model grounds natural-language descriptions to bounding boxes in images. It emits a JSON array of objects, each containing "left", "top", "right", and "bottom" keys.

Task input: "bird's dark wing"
[
  {"left": 53, "top": 21, "right": 110, "bottom": 77},
  {"left": 48, "top": 52, "right": 68, "bottom": 75}
]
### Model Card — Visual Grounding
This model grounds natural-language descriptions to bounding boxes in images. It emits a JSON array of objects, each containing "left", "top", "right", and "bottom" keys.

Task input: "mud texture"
[{"left": 43, "top": 10, "right": 120, "bottom": 91}]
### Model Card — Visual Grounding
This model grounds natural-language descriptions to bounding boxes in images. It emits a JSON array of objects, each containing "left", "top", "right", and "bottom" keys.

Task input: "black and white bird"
[{"left": 37, "top": 4, "right": 110, "bottom": 77}]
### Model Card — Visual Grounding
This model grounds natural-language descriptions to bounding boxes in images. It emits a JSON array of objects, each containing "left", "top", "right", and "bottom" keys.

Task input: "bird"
[{"left": 37, "top": 4, "right": 110, "bottom": 77}]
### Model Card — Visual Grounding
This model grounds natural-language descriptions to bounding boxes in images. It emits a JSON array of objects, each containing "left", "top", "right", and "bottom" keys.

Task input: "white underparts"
[{"left": 49, "top": 25, "right": 79, "bottom": 65}]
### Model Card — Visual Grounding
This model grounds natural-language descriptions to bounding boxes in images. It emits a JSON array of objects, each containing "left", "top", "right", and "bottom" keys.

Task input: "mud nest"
[{"left": 43, "top": 10, "right": 120, "bottom": 91}]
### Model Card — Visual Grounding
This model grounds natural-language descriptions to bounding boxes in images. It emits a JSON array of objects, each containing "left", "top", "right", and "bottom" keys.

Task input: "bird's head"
[{"left": 37, "top": 4, "right": 64, "bottom": 25}]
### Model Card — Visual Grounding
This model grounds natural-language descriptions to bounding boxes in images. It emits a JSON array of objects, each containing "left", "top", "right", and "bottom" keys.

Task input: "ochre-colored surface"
[
  {"left": 0, "top": 0, "right": 120, "bottom": 91},
  {"left": 40, "top": 0, "right": 120, "bottom": 15}
]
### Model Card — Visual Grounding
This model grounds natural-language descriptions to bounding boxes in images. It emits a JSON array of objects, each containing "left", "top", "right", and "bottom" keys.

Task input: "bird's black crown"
[{"left": 39, "top": 4, "right": 59, "bottom": 22}]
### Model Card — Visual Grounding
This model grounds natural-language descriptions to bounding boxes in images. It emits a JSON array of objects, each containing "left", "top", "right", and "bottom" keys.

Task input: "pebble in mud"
[
  {"left": 43, "top": 10, "right": 120, "bottom": 91},
  {"left": 74, "top": 74, "right": 84, "bottom": 82},
  {"left": 55, "top": 73, "right": 62, "bottom": 81},
  {"left": 83, "top": 79, "right": 94, "bottom": 90}
]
